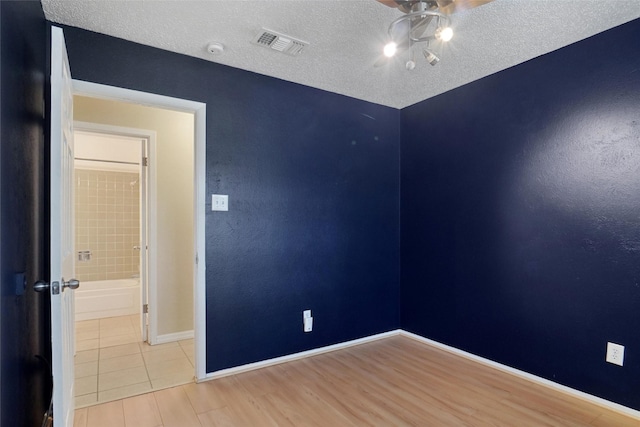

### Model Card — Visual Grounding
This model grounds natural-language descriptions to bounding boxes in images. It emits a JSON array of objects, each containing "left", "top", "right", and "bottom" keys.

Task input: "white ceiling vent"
[{"left": 252, "top": 29, "right": 308, "bottom": 56}]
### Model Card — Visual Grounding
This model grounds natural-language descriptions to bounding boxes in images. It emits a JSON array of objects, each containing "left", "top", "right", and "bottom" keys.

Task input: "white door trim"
[{"left": 72, "top": 80, "right": 207, "bottom": 381}]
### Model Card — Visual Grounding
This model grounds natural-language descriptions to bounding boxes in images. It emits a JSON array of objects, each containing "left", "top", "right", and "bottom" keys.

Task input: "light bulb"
[
  {"left": 423, "top": 49, "right": 440, "bottom": 66},
  {"left": 383, "top": 42, "right": 398, "bottom": 58},
  {"left": 436, "top": 26, "right": 454, "bottom": 42}
]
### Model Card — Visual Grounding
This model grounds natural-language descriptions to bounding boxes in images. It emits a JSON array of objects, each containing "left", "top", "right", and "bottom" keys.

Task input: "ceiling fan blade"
[
  {"left": 376, "top": 0, "right": 430, "bottom": 14},
  {"left": 376, "top": 0, "right": 494, "bottom": 15},
  {"left": 436, "top": 0, "right": 494, "bottom": 14},
  {"left": 376, "top": 0, "right": 404, "bottom": 8}
]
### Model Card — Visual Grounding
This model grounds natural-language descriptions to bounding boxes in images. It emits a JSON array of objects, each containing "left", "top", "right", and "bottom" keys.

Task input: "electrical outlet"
[
  {"left": 303, "top": 310, "right": 312, "bottom": 332},
  {"left": 606, "top": 342, "right": 625, "bottom": 366},
  {"left": 304, "top": 317, "right": 313, "bottom": 332}
]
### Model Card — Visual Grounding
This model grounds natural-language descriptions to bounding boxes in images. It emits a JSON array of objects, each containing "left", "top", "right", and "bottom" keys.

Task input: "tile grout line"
[
  {"left": 76, "top": 315, "right": 197, "bottom": 409},
  {"left": 178, "top": 339, "right": 194, "bottom": 369},
  {"left": 133, "top": 312, "right": 156, "bottom": 391}
]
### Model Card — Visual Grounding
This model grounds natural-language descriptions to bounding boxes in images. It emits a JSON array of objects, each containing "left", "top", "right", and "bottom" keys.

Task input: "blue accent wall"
[
  {"left": 400, "top": 18, "right": 640, "bottom": 410},
  {"left": 60, "top": 26, "right": 401, "bottom": 372},
  {"left": 0, "top": 1, "right": 50, "bottom": 425},
  {"left": 8, "top": 10, "right": 633, "bottom": 415}
]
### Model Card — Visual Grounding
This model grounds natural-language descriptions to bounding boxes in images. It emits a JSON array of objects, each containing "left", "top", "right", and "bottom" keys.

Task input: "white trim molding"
[
  {"left": 201, "top": 330, "right": 401, "bottom": 382},
  {"left": 155, "top": 330, "right": 195, "bottom": 345}
]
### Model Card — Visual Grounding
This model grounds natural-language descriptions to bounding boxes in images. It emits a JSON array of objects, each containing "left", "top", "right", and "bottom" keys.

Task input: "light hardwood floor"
[{"left": 74, "top": 335, "right": 639, "bottom": 426}]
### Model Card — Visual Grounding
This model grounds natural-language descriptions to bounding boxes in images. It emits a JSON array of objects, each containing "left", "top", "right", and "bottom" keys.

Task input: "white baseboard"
[
  {"left": 199, "top": 328, "right": 640, "bottom": 420},
  {"left": 201, "top": 330, "right": 401, "bottom": 382},
  {"left": 399, "top": 330, "right": 640, "bottom": 420},
  {"left": 155, "top": 330, "right": 194, "bottom": 344}
]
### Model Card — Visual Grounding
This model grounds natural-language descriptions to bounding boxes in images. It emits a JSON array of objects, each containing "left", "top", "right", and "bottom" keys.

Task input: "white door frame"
[
  {"left": 72, "top": 80, "right": 207, "bottom": 381},
  {"left": 73, "top": 122, "right": 155, "bottom": 343}
]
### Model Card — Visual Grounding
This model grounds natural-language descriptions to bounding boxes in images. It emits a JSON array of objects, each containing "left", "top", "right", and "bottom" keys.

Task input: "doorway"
[
  {"left": 69, "top": 84, "right": 206, "bottom": 407},
  {"left": 73, "top": 125, "right": 151, "bottom": 340}
]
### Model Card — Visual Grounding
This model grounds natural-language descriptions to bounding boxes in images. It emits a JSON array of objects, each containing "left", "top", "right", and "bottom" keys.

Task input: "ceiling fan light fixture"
[
  {"left": 423, "top": 48, "right": 440, "bottom": 66},
  {"left": 435, "top": 26, "right": 454, "bottom": 42},
  {"left": 383, "top": 42, "right": 398, "bottom": 57},
  {"left": 381, "top": 1, "right": 456, "bottom": 69}
]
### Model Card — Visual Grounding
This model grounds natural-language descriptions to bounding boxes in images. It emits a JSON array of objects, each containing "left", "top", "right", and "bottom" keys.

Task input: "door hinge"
[
  {"left": 143, "top": 304, "right": 148, "bottom": 314},
  {"left": 142, "top": 157, "right": 148, "bottom": 167}
]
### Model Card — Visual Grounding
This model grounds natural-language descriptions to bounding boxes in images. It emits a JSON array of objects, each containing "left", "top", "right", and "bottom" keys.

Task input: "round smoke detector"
[{"left": 207, "top": 42, "right": 225, "bottom": 56}]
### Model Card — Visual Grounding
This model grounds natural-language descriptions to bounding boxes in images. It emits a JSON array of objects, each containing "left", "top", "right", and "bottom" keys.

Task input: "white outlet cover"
[
  {"left": 606, "top": 342, "right": 625, "bottom": 366},
  {"left": 304, "top": 316, "right": 313, "bottom": 332}
]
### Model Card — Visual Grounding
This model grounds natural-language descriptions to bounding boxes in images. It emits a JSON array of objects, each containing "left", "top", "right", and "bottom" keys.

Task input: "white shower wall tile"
[{"left": 75, "top": 169, "right": 140, "bottom": 282}]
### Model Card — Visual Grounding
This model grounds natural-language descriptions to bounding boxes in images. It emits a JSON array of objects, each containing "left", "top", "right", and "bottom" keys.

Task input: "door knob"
[
  {"left": 35, "top": 279, "right": 79, "bottom": 293},
  {"left": 33, "top": 280, "right": 49, "bottom": 292},
  {"left": 62, "top": 278, "right": 80, "bottom": 290}
]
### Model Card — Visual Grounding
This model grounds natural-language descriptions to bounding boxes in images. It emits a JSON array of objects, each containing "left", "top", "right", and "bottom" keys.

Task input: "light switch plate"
[{"left": 212, "top": 194, "right": 228, "bottom": 211}]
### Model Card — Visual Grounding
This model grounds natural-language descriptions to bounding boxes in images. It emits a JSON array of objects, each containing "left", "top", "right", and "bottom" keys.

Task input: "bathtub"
[{"left": 75, "top": 278, "right": 141, "bottom": 321}]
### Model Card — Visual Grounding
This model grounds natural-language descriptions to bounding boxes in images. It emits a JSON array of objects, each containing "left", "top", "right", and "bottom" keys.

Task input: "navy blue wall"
[
  {"left": 401, "top": 19, "right": 640, "bottom": 409},
  {"left": 60, "top": 26, "right": 401, "bottom": 372},
  {"left": 0, "top": 1, "right": 50, "bottom": 426}
]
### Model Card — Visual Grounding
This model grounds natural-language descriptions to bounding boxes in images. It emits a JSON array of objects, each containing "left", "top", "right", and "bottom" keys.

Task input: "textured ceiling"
[{"left": 42, "top": 0, "right": 640, "bottom": 109}]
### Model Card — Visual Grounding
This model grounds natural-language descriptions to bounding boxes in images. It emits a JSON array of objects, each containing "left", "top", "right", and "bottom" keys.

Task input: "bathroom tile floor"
[{"left": 74, "top": 314, "right": 195, "bottom": 408}]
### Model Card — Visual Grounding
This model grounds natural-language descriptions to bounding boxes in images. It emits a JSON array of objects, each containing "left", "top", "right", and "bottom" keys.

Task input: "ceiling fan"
[{"left": 375, "top": 0, "right": 494, "bottom": 69}]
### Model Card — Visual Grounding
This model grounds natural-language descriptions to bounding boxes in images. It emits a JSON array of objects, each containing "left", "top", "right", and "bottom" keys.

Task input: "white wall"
[
  {"left": 74, "top": 95, "right": 195, "bottom": 337},
  {"left": 75, "top": 131, "right": 141, "bottom": 172}
]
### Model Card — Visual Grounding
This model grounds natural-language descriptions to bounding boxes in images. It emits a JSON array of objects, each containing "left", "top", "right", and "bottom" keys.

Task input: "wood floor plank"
[
  {"left": 220, "top": 381, "right": 281, "bottom": 426},
  {"left": 308, "top": 353, "right": 426, "bottom": 425},
  {"left": 590, "top": 411, "right": 640, "bottom": 427},
  {"left": 153, "top": 386, "right": 201, "bottom": 427},
  {"left": 327, "top": 350, "right": 476, "bottom": 426},
  {"left": 80, "top": 336, "right": 640, "bottom": 426},
  {"left": 86, "top": 400, "right": 125, "bottom": 427},
  {"left": 73, "top": 408, "right": 88, "bottom": 427},
  {"left": 281, "top": 359, "right": 398, "bottom": 426},
  {"left": 232, "top": 365, "right": 285, "bottom": 397},
  {"left": 273, "top": 378, "right": 357, "bottom": 426},
  {"left": 381, "top": 337, "right": 602, "bottom": 425},
  {"left": 258, "top": 391, "right": 327, "bottom": 427},
  {"left": 183, "top": 380, "right": 228, "bottom": 414},
  {"left": 122, "top": 392, "right": 163, "bottom": 427},
  {"left": 197, "top": 406, "right": 236, "bottom": 427}
]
